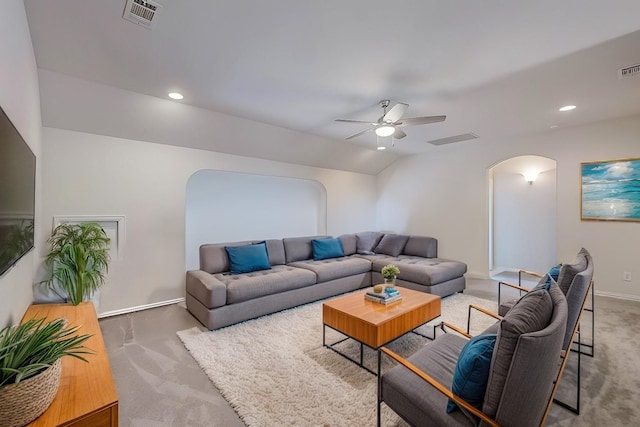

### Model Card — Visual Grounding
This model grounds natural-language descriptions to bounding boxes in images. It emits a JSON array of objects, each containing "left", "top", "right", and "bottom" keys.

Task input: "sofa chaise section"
[{"left": 352, "top": 234, "right": 467, "bottom": 296}]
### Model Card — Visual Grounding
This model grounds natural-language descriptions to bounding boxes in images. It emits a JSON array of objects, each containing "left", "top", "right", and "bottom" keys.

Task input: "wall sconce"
[{"left": 522, "top": 171, "right": 540, "bottom": 185}]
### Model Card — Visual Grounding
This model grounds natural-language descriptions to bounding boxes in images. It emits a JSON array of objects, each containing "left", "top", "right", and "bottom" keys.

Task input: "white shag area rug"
[{"left": 178, "top": 292, "right": 498, "bottom": 427}]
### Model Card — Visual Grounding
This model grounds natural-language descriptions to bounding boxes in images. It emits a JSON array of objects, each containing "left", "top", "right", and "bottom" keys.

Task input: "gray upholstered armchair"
[
  {"left": 497, "top": 249, "right": 594, "bottom": 359},
  {"left": 378, "top": 281, "right": 568, "bottom": 427},
  {"left": 488, "top": 248, "right": 594, "bottom": 414}
]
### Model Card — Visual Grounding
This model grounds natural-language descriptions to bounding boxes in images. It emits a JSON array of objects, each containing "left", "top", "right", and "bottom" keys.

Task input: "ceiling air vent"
[
  {"left": 123, "top": 0, "right": 162, "bottom": 29},
  {"left": 618, "top": 63, "right": 640, "bottom": 79},
  {"left": 427, "top": 133, "right": 479, "bottom": 146}
]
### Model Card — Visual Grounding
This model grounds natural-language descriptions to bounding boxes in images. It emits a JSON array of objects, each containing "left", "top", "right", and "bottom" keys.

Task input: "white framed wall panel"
[{"left": 53, "top": 215, "right": 125, "bottom": 261}]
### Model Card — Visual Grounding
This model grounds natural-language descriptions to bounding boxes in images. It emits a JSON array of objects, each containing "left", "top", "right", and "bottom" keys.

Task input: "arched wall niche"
[
  {"left": 489, "top": 155, "right": 557, "bottom": 275},
  {"left": 185, "top": 170, "right": 327, "bottom": 270}
]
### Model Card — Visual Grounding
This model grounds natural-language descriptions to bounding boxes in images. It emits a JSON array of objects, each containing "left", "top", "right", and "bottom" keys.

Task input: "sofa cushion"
[
  {"left": 374, "top": 234, "right": 410, "bottom": 257},
  {"left": 338, "top": 234, "right": 357, "bottom": 256},
  {"left": 403, "top": 236, "right": 438, "bottom": 258},
  {"left": 312, "top": 238, "right": 344, "bottom": 260},
  {"left": 264, "top": 239, "right": 286, "bottom": 266},
  {"left": 225, "top": 242, "right": 271, "bottom": 275},
  {"left": 447, "top": 334, "right": 497, "bottom": 413},
  {"left": 283, "top": 235, "right": 328, "bottom": 263},
  {"left": 217, "top": 265, "right": 318, "bottom": 304},
  {"left": 200, "top": 240, "right": 286, "bottom": 274},
  {"left": 382, "top": 333, "right": 472, "bottom": 426},
  {"left": 483, "top": 284, "right": 554, "bottom": 417},
  {"left": 556, "top": 248, "right": 589, "bottom": 294},
  {"left": 370, "top": 256, "right": 467, "bottom": 286},
  {"left": 288, "top": 256, "right": 372, "bottom": 283},
  {"left": 355, "top": 231, "right": 383, "bottom": 255},
  {"left": 200, "top": 240, "right": 253, "bottom": 273}
]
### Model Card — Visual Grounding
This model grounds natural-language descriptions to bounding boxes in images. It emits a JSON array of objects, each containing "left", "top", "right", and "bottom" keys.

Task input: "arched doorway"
[{"left": 488, "top": 155, "right": 557, "bottom": 277}]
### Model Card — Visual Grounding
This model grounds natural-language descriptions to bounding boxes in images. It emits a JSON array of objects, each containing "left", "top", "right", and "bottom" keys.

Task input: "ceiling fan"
[{"left": 335, "top": 100, "right": 446, "bottom": 140}]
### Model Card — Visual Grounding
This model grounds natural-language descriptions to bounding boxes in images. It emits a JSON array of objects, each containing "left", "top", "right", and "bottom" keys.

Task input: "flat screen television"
[{"left": 0, "top": 106, "right": 35, "bottom": 276}]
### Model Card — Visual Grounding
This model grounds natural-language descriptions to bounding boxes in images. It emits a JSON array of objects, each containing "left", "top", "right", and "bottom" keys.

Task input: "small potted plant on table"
[{"left": 381, "top": 264, "right": 400, "bottom": 287}]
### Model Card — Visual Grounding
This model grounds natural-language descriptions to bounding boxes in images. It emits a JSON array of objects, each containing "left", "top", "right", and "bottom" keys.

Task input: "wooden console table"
[{"left": 21, "top": 302, "right": 119, "bottom": 427}]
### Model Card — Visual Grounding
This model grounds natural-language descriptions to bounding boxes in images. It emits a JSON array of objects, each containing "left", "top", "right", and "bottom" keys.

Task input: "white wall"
[
  {"left": 185, "top": 170, "right": 327, "bottom": 270},
  {"left": 377, "top": 114, "right": 640, "bottom": 300},
  {"left": 493, "top": 169, "right": 556, "bottom": 273},
  {"left": 0, "top": 0, "right": 42, "bottom": 327},
  {"left": 41, "top": 127, "right": 377, "bottom": 315}
]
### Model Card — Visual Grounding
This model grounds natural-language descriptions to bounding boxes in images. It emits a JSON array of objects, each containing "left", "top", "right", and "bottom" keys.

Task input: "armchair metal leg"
[
  {"left": 377, "top": 350, "right": 382, "bottom": 427},
  {"left": 575, "top": 283, "right": 595, "bottom": 358},
  {"left": 553, "top": 329, "right": 581, "bottom": 414}
]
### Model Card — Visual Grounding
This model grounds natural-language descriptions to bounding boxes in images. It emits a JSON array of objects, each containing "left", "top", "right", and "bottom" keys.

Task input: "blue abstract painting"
[{"left": 581, "top": 158, "right": 640, "bottom": 221}]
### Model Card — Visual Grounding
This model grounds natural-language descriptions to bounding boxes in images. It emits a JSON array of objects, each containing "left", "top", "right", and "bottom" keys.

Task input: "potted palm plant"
[
  {"left": 0, "top": 317, "right": 92, "bottom": 426},
  {"left": 42, "top": 222, "right": 111, "bottom": 306}
]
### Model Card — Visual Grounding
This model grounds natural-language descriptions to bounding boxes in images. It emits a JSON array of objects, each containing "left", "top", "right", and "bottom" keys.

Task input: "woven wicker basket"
[{"left": 0, "top": 359, "right": 62, "bottom": 427}]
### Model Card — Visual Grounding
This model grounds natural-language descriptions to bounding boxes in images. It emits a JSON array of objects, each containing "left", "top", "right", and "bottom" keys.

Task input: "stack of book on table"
[{"left": 365, "top": 287, "right": 402, "bottom": 305}]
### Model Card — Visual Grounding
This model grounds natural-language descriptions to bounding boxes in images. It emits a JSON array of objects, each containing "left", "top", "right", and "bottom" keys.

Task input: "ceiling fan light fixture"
[{"left": 375, "top": 125, "right": 395, "bottom": 137}]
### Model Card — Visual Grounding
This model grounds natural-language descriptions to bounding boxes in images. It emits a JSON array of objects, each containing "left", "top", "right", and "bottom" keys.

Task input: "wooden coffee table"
[{"left": 322, "top": 287, "right": 441, "bottom": 374}]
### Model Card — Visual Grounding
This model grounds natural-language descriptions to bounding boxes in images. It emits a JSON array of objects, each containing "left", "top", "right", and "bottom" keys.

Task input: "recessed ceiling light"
[
  {"left": 550, "top": 125, "right": 559, "bottom": 129},
  {"left": 377, "top": 146, "right": 386, "bottom": 151},
  {"left": 168, "top": 92, "right": 184, "bottom": 100},
  {"left": 559, "top": 105, "right": 576, "bottom": 112}
]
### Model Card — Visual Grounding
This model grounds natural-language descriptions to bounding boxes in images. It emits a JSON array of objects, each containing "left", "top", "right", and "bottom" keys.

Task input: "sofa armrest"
[{"left": 186, "top": 270, "right": 227, "bottom": 308}]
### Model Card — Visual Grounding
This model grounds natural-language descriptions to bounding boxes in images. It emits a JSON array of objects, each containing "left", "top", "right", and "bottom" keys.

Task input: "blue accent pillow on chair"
[
  {"left": 225, "top": 242, "right": 271, "bottom": 275},
  {"left": 312, "top": 238, "right": 344, "bottom": 260},
  {"left": 545, "top": 264, "right": 562, "bottom": 284},
  {"left": 447, "top": 334, "right": 497, "bottom": 413}
]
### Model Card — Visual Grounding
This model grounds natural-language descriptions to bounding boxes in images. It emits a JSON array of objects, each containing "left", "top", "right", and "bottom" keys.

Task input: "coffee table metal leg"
[{"left": 324, "top": 324, "right": 377, "bottom": 375}]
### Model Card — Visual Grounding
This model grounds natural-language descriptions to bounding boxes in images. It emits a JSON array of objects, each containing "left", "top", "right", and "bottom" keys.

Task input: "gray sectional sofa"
[{"left": 186, "top": 231, "right": 467, "bottom": 330}]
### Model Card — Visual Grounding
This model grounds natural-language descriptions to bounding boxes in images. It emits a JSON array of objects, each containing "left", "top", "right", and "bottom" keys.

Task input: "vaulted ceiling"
[{"left": 23, "top": 0, "right": 640, "bottom": 174}]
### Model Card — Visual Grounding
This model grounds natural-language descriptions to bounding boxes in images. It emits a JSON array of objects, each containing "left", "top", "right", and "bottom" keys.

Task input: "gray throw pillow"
[
  {"left": 556, "top": 248, "right": 589, "bottom": 295},
  {"left": 356, "top": 231, "right": 383, "bottom": 255},
  {"left": 374, "top": 234, "right": 410, "bottom": 257},
  {"left": 483, "top": 284, "right": 554, "bottom": 417}
]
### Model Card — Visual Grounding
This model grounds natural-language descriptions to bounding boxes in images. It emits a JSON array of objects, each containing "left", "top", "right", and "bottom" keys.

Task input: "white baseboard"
[
  {"left": 594, "top": 290, "right": 640, "bottom": 303},
  {"left": 465, "top": 272, "right": 491, "bottom": 280},
  {"left": 98, "top": 297, "right": 185, "bottom": 319}
]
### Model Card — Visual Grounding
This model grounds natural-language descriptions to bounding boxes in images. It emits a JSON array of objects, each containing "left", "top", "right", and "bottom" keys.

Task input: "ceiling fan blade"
[
  {"left": 399, "top": 115, "right": 446, "bottom": 126},
  {"left": 383, "top": 102, "right": 409, "bottom": 123},
  {"left": 335, "top": 119, "right": 378, "bottom": 125},
  {"left": 393, "top": 127, "right": 407, "bottom": 139},
  {"left": 345, "top": 127, "right": 374, "bottom": 140}
]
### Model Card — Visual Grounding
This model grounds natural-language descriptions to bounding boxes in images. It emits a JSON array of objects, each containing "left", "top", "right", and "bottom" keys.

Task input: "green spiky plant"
[
  {"left": 0, "top": 317, "right": 93, "bottom": 387},
  {"left": 42, "top": 222, "right": 110, "bottom": 306},
  {"left": 381, "top": 264, "right": 400, "bottom": 280}
]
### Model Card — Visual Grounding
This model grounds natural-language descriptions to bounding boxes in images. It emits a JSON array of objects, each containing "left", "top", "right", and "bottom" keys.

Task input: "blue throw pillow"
[
  {"left": 447, "top": 334, "right": 497, "bottom": 413},
  {"left": 225, "top": 242, "right": 271, "bottom": 275},
  {"left": 312, "top": 238, "right": 344, "bottom": 260},
  {"left": 545, "top": 264, "right": 562, "bottom": 284}
]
